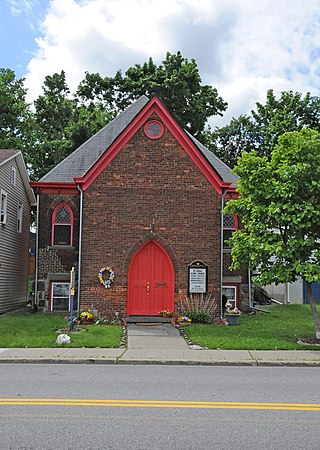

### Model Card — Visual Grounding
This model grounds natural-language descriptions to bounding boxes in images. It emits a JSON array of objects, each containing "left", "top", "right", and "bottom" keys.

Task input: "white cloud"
[
  {"left": 7, "top": 0, "right": 36, "bottom": 15},
  {"left": 24, "top": 0, "right": 320, "bottom": 126}
]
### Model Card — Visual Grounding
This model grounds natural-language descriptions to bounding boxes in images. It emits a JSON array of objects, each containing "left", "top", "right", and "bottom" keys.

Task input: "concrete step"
[{"left": 123, "top": 316, "right": 173, "bottom": 324}]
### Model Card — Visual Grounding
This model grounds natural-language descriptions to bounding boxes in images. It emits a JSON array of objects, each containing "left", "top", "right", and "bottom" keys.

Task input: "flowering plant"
[
  {"left": 78, "top": 310, "right": 94, "bottom": 322},
  {"left": 225, "top": 302, "right": 240, "bottom": 314},
  {"left": 159, "top": 310, "right": 172, "bottom": 317},
  {"left": 176, "top": 316, "right": 192, "bottom": 323}
]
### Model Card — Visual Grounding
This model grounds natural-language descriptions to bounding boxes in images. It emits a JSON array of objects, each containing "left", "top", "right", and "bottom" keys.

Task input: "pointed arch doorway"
[{"left": 128, "top": 240, "right": 174, "bottom": 315}]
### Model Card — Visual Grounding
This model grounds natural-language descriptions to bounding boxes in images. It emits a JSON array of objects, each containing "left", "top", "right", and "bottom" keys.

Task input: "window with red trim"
[
  {"left": 222, "top": 285, "right": 238, "bottom": 309},
  {"left": 223, "top": 213, "right": 238, "bottom": 249},
  {"left": 52, "top": 203, "right": 73, "bottom": 246},
  {"left": 50, "top": 282, "right": 70, "bottom": 311},
  {"left": 144, "top": 120, "right": 164, "bottom": 139}
]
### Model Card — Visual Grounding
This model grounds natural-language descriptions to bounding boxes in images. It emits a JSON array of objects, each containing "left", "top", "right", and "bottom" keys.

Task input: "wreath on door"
[{"left": 98, "top": 266, "right": 115, "bottom": 289}]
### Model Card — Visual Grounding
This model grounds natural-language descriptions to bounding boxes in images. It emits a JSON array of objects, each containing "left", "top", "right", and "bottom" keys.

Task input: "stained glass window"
[{"left": 52, "top": 203, "right": 73, "bottom": 246}]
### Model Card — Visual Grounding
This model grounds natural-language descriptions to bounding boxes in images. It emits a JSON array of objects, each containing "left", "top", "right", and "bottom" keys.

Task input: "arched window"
[
  {"left": 52, "top": 203, "right": 73, "bottom": 246},
  {"left": 223, "top": 213, "right": 238, "bottom": 249}
]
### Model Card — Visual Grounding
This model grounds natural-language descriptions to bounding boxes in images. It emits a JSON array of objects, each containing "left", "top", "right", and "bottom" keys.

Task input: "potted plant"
[
  {"left": 176, "top": 316, "right": 192, "bottom": 327},
  {"left": 225, "top": 302, "right": 241, "bottom": 326},
  {"left": 77, "top": 310, "right": 94, "bottom": 325},
  {"left": 159, "top": 310, "right": 173, "bottom": 318}
]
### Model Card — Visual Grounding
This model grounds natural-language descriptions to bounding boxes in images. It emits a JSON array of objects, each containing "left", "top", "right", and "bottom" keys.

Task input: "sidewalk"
[{"left": 0, "top": 323, "right": 319, "bottom": 366}]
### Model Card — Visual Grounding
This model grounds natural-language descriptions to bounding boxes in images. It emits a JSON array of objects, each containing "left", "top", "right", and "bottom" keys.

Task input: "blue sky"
[
  {"left": 1, "top": 0, "right": 320, "bottom": 127},
  {"left": 0, "top": 1, "right": 48, "bottom": 78}
]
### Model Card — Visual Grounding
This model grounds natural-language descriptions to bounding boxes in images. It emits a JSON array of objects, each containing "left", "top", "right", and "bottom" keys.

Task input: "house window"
[
  {"left": 17, "top": 202, "right": 23, "bottom": 232},
  {"left": 222, "top": 285, "right": 238, "bottom": 310},
  {"left": 0, "top": 189, "right": 8, "bottom": 224},
  {"left": 52, "top": 203, "right": 73, "bottom": 246},
  {"left": 223, "top": 213, "right": 238, "bottom": 248},
  {"left": 51, "top": 282, "right": 70, "bottom": 311},
  {"left": 144, "top": 120, "right": 164, "bottom": 139},
  {"left": 11, "top": 167, "right": 17, "bottom": 186}
]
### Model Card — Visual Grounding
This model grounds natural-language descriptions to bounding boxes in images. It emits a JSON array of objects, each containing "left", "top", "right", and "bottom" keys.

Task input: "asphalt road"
[{"left": 0, "top": 364, "right": 320, "bottom": 449}]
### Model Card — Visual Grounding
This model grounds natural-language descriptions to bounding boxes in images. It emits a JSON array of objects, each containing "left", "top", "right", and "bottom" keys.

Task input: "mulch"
[{"left": 56, "top": 327, "right": 87, "bottom": 333}]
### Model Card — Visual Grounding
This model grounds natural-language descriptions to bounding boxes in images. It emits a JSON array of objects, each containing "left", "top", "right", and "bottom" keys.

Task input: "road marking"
[{"left": 0, "top": 399, "right": 320, "bottom": 411}]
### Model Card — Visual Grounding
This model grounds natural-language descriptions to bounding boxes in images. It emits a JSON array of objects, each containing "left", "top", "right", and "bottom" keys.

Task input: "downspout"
[
  {"left": 77, "top": 185, "right": 84, "bottom": 312},
  {"left": 34, "top": 193, "right": 40, "bottom": 310},
  {"left": 286, "top": 282, "right": 290, "bottom": 304},
  {"left": 248, "top": 264, "right": 252, "bottom": 308},
  {"left": 220, "top": 189, "right": 227, "bottom": 319}
]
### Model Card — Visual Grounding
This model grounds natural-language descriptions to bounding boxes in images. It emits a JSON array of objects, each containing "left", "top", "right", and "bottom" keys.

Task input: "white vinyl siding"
[{"left": 0, "top": 157, "right": 31, "bottom": 313}]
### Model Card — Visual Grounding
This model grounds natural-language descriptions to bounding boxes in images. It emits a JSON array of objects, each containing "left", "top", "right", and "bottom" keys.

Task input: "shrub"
[
  {"left": 176, "top": 293, "right": 217, "bottom": 323},
  {"left": 184, "top": 310, "right": 212, "bottom": 323}
]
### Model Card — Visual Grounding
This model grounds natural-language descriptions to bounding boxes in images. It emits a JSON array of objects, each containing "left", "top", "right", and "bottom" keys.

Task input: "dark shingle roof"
[
  {"left": 40, "top": 96, "right": 149, "bottom": 182},
  {"left": 0, "top": 149, "right": 20, "bottom": 165},
  {"left": 187, "top": 133, "right": 238, "bottom": 188},
  {"left": 40, "top": 95, "right": 237, "bottom": 188}
]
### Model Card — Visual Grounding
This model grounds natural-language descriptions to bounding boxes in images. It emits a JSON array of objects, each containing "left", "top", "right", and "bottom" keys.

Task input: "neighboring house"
[
  {"left": 31, "top": 96, "right": 246, "bottom": 317},
  {"left": 0, "top": 149, "right": 36, "bottom": 313},
  {"left": 264, "top": 280, "right": 320, "bottom": 305},
  {"left": 264, "top": 280, "right": 304, "bottom": 305}
]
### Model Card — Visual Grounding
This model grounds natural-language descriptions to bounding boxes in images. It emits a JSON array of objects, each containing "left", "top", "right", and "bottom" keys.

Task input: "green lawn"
[
  {"left": 1, "top": 305, "right": 320, "bottom": 350},
  {"left": 0, "top": 312, "right": 122, "bottom": 348},
  {"left": 184, "top": 304, "right": 320, "bottom": 350}
]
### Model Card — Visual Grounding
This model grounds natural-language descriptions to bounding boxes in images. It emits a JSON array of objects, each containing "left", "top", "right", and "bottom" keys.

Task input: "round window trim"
[{"left": 144, "top": 120, "right": 164, "bottom": 139}]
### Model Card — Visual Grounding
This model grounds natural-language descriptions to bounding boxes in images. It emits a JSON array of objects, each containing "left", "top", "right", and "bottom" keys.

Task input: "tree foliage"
[
  {"left": 0, "top": 68, "right": 29, "bottom": 149},
  {"left": 77, "top": 51, "right": 227, "bottom": 137},
  {"left": 209, "top": 89, "right": 320, "bottom": 167},
  {"left": 207, "top": 115, "right": 258, "bottom": 168},
  {"left": 225, "top": 129, "right": 320, "bottom": 338},
  {"left": 25, "top": 71, "right": 113, "bottom": 179},
  {"left": 1, "top": 53, "right": 227, "bottom": 178}
]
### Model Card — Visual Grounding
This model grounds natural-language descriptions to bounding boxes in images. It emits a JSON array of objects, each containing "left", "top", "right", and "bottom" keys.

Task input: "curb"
[{"left": 1, "top": 358, "right": 320, "bottom": 366}]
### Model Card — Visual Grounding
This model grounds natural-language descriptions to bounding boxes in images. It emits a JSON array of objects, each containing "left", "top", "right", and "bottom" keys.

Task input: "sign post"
[{"left": 69, "top": 267, "right": 75, "bottom": 331}]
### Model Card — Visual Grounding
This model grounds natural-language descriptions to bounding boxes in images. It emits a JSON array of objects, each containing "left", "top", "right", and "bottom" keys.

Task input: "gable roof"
[
  {"left": 0, "top": 149, "right": 36, "bottom": 205},
  {"left": 187, "top": 133, "right": 238, "bottom": 189},
  {"left": 37, "top": 96, "right": 237, "bottom": 194},
  {"left": 40, "top": 96, "right": 149, "bottom": 183},
  {"left": 0, "top": 149, "right": 20, "bottom": 165}
]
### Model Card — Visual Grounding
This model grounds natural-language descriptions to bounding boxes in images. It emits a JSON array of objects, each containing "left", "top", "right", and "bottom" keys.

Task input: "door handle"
[{"left": 146, "top": 282, "right": 150, "bottom": 294}]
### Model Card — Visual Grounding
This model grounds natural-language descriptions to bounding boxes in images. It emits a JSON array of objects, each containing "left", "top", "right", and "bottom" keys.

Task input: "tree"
[
  {"left": 208, "top": 90, "right": 320, "bottom": 167},
  {"left": 28, "top": 71, "right": 112, "bottom": 179},
  {"left": 251, "top": 90, "right": 320, "bottom": 155},
  {"left": 77, "top": 51, "right": 227, "bottom": 138},
  {"left": 206, "top": 115, "right": 258, "bottom": 168},
  {"left": 26, "top": 71, "right": 76, "bottom": 179},
  {"left": 225, "top": 129, "right": 320, "bottom": 339},
  {"left": 0, "top": 68, "right": 29, "bottom": 149},
  {"left": 2, "top": 53, "right": 226, "bottom": 177}
]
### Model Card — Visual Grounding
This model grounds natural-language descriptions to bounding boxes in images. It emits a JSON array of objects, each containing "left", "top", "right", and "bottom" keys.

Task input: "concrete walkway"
[{"left": 0, "top": 323, "right": 319, "bottom": 366}]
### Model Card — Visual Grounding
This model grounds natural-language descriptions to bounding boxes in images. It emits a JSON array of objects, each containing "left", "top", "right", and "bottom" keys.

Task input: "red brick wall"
[
  {"left": 80, "top": 115, "right": 222, "bottom": 317},
  {"left": 38, "top": 193, "right": 79, "bottom": 278}
]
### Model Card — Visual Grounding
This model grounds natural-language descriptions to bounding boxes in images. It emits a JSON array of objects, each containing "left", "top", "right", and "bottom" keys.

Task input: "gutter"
[
  {"left": 34, "top": 193, "right": 40, "bottom": 310},
  {"left": 220, "top": 189, "right": 227, "bottom": 319},
  {"left": 77, "top": 185, "right": 84, "bottom": 311}
]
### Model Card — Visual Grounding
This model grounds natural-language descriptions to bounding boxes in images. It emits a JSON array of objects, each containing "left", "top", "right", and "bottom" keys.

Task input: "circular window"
[{"left": 144, "top": 120, "right": 164, "bottom": 139}]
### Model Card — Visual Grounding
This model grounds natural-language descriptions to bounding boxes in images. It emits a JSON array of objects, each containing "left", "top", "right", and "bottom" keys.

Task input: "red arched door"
[{"left": 128, "top": 240, "right": 174, "bottom": 315}]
